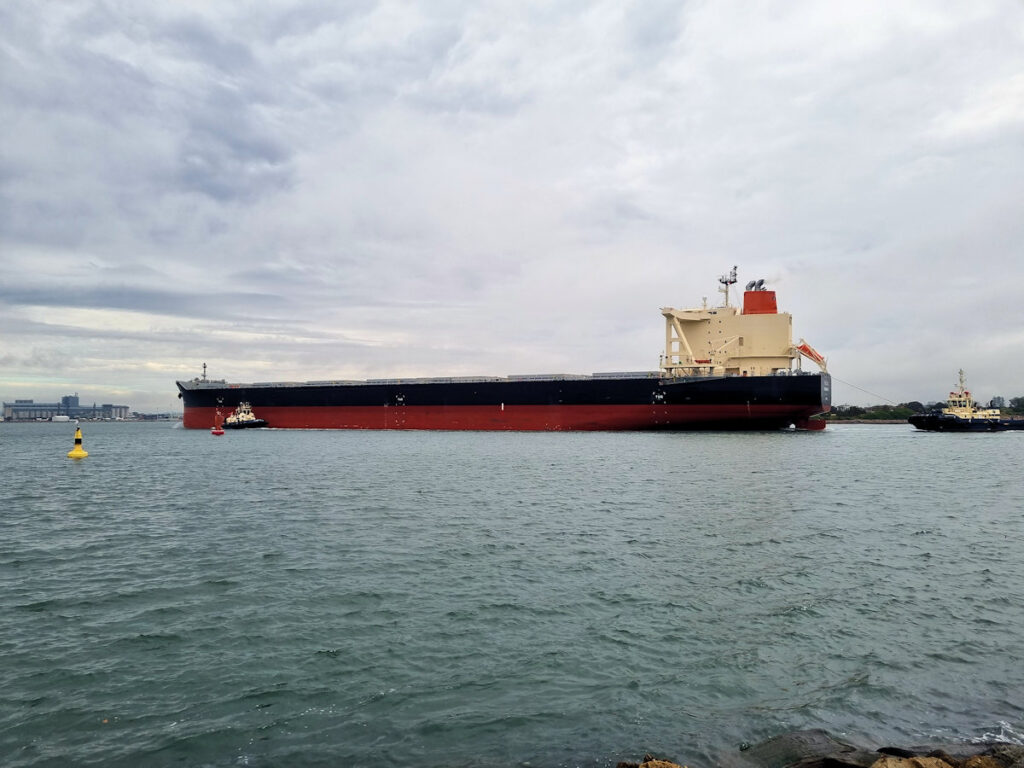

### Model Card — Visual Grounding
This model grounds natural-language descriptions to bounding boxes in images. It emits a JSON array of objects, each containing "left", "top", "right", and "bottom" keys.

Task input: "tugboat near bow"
[{"left": 222, "top": 402, "right": 268, "bottom": 429}]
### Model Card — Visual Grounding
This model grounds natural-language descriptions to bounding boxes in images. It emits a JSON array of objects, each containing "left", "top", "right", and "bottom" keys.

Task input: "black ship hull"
[{"left": 177, "top": 372, "right": 831, "bottom": 431}]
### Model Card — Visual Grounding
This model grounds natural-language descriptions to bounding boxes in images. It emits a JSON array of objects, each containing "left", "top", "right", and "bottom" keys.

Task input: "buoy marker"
[{"left": 67, "top": 426, "right": 89, "bottom": 459}]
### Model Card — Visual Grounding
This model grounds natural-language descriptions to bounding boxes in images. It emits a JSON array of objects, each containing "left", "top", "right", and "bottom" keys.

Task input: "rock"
[
  {"left": 869, "top": 757, "right": 957, "bottom": 768},
  {"left": 717, "top": 728, "right": 878, "bottom": 768},
  {"left": 617, "top": 753, "right": 686, "bottom": 768},
  {"left": 990, "top": 745, "right": 1024, "bottom": 768},
  {"left": 900, "top": 744, "right": 989, "bottom": 762},
  {"left": 713, "top": 729, "right": 1012, "bottom": 768},
  {"left": 963, "top": 756, "right": 1005, "bottom": 768},
  {"left": 926, "top": 750, "right": 961, "bottom": 768}
]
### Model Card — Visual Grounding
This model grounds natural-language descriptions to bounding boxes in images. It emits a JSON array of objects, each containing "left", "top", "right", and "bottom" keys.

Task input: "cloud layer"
[{"left": 3, "top": 0, "right": 1024, "bottom": 411}]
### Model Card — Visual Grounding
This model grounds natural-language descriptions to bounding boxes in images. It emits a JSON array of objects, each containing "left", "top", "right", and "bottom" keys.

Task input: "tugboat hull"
[
  {"left": 221, "top": 419, "right": 268, "bottom": 429},
  {"left": 909, "top": 414, "right": 1024, "bottom": 432}
]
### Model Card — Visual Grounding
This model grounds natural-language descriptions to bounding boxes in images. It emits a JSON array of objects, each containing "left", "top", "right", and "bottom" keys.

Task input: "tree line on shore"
[{"left": 828, "top": 396, "right": 1024, "bottom": 421}]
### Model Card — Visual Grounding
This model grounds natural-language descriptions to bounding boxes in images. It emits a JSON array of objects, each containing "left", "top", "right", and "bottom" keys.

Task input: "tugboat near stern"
[{"left": 909, "top": 370, "right": 1024, "bottom": 432}]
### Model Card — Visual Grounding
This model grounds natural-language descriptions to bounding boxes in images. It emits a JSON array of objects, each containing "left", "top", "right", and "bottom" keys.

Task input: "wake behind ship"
[{"left": 177, "top": 268, "right": 831, "bottom": 431}]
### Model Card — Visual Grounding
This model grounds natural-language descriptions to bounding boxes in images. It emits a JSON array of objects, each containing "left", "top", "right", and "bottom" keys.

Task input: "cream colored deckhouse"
[{"left": 659, "top": 266, "right": 826, "bottom": 378}]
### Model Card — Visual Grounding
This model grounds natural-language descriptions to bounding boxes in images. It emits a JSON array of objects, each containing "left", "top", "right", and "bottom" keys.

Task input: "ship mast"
[{"left": 718, "top": 265, "right": 737, "bottom": 307}]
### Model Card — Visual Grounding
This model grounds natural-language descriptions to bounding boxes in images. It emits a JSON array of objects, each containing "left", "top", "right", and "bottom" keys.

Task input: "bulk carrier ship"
[{"left": 177, "top": 268, "right": 831, "bottom": 431}]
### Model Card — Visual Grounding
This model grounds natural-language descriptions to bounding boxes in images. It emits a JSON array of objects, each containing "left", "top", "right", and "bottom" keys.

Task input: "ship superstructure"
[
  {"left": 941, "top": 371, "right": 1000, "bottom": 420},
  {"left": 660, "top": 266, "right": 827, "bottom": 378},
  {"left": 177, "top": 269, "right": 831, "bottom": 431}
]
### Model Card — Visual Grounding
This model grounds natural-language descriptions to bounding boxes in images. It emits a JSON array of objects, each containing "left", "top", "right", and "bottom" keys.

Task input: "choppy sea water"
[{"left": 1, "top": 421, "right": 1022, "bottom": 768}]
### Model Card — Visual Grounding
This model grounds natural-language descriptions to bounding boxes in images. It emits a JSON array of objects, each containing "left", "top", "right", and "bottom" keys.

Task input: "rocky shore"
[{"left": 617, "top": 730, "right": 1024, "bottom": 768}]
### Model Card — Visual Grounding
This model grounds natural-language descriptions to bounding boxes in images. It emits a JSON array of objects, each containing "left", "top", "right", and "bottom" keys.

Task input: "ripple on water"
[{"left": 1, "top": 423, "right": 1023, "bottom": 767}]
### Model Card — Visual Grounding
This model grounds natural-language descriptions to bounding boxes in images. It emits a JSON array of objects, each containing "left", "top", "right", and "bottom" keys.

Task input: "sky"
[{"left": 2, "top": 1, "right": 1023, "bottom": 413}]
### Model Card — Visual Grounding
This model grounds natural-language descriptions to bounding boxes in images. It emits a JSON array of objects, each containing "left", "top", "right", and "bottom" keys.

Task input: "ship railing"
[
  {"left": 590, "top": 371, "right": 660, "bottom": 379},
  {"left": 507, "top": 374, "right": 590, "bottom": 381}
]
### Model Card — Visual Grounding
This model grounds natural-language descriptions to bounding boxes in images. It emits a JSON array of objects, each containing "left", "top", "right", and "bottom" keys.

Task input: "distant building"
[{"left": 2, "top": 393, "right": 130, "bottom": 421}]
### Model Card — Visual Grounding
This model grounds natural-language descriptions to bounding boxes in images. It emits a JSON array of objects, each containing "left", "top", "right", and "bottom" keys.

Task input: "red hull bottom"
[{"left": 183, "top": 404, "right": 827, "bottom": 431}]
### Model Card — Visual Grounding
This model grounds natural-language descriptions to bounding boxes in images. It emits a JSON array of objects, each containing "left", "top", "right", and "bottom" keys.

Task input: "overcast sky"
[{"left": 2, "top": 1, "right": 1023, "bottom": 413}]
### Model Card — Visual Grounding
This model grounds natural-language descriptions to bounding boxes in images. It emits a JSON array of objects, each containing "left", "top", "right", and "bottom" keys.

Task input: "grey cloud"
[
  {"left": 0, "top": 285, "right": 290, "bottom": 323},
  {"left": 261, "top": 0, "right": 378, "bottom": 44},
  {"left": 0, "top": 194, "right": 97, "bottom": 248},
  {"left": 160, "top": 16, "right": 256, "bottom": 74},
  {"left": 1, "top": 37, "right": 152, "bottom": 121},
  {"left": 0, "top": 346, "right": 73, "bottom": 373},
  {"left": 315, "top": 23, "right": 464, "bottom": 110},
  {"left": 1, "top": 0, "right": 471, "bottom": 236},
  {"left": 226, "top": 265, "right": 329, "bottom": 288},
  {"left": 0, "top": 313, "right": 359, "bottom": 349},
  {"left": 570, "top": 192, "right": 659, "bottom": 240},
  {"left": 622, "top": 0, "right": 685, "bottom": 67},
  {"left": 405, "top": 79, "right": 530, "bottom": 117},
  {"left": 177, "top": 123, "right": 293, "bottom": 202}
]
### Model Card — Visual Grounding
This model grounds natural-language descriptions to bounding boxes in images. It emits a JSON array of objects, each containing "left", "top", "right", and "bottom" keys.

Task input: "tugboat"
[
  {"left": 222, "top": 402, "right": 268, "bottom": 429},
  {"left": 909, "top": 370, "right": 1024, "bottom": 432}
]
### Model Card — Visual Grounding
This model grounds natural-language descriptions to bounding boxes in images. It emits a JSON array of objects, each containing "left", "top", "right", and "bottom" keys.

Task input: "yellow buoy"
[{"left": 67, "top": 426, "right": 89, "bottom": 459}]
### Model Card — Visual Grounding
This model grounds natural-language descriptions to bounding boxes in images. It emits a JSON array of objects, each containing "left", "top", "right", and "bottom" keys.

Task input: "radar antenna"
[{"left": 718, "top": 265, "right": 738, "bottom": 306}]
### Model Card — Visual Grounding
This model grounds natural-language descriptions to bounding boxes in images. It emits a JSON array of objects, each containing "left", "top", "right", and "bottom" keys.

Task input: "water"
[{"left": 1, "top": 422, "right": 1022, "bottom": 767}]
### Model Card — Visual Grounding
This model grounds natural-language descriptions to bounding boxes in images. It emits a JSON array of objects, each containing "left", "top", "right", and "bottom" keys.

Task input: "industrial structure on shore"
[{"left": 2, "top": 394, "right": 130, "bottom": 422}]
